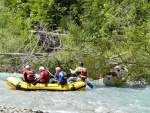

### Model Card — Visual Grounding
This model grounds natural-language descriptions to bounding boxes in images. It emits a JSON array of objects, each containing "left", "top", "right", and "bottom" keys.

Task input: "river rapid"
[{"left": 0, "top": 73, "right": 150, "bottom": 113}]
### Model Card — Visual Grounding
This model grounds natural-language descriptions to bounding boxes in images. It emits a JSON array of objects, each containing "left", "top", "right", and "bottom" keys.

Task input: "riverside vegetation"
[{"left": 0, "top": 0, "right": 150, "bottom": 85}]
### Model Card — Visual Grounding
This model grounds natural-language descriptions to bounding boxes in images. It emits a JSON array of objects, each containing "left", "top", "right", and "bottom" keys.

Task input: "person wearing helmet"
[
  {"left": 22, "top": 65, "right": 35, "bottom": 83},
  {"left": 53, "top": 67, "right": 67, "bottom": 85},
  {"left": 33, "top": 66, "right": 50, "bottom": 85},
  {"left": 22, "top": 65, "right": 30, "bottom": 74},
  {"left": 114, "top": 66, "right": 124, "bottom": 78},
  {"left": 68, "top": 62, "right": 87, "bottom": 83}
]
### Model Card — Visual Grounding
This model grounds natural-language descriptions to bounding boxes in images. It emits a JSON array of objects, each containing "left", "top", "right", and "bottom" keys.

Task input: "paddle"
[
  {"left": 45, "top": 67, "right": 55, "bottom": 77},
  {"left": 86, "top": 81, "right": 94, "bottom": 89}
]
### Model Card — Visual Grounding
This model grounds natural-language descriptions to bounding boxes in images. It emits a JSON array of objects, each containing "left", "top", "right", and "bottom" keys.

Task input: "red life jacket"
[
  {"left": 80, "top": 67, "right": 87, "bottom": 81},
  {"left": 26, "top": 70, "right": 35, "bottom": 81},
  {"left": 40, "top": 71, "right": 50, "bottom": 83},
  {"left": 81, "top": 67, "right": 87, "bottom": 76},
  {"left": 93, "top": 77, "right": 100, "bottom": 80},
  {"left": 105, "top": 72, "right": 117, "bottom": 77}
]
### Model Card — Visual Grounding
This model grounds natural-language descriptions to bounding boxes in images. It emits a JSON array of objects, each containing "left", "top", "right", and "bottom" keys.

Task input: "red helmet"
[{"left": 55, "top": 67, "right": 62, "bottom": 73}]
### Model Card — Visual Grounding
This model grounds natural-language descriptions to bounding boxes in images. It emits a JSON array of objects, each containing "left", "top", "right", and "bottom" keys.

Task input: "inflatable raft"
[
  {"left": 6, "top": 76, "right": 86, "bottom": 91},
  {"left": 103, "top": 75, "right": 126, "bottom": 87}
]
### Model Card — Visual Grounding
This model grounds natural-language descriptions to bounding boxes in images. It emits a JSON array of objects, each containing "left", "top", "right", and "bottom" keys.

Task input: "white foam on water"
[{"left": 0, "top": 73, "right": 150, "bottom": 113}]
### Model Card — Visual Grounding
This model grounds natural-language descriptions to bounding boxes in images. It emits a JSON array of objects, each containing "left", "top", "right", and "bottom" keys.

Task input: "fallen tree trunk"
[
  {"left": 31, "top": 30, "right": 66, "bottom": 36},
  {"left": 0, "top": 52, "right": 55, "bottom": 57}
]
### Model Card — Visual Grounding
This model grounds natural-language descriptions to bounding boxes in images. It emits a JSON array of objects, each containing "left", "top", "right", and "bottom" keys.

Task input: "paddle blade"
[{"left": 86, "top": 82, "right": 94, "bottom": 89}]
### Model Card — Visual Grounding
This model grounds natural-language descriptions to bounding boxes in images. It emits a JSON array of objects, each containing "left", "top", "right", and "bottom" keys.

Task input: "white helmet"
[
  {"left": 25, "top": 65, "right": 30, "bottom": 69},
  {"left": 39, "top": 66, "right": 45, "bottom": 71},
  {"left": 115, "top": 66, "right": 120, "bottom": 69}
]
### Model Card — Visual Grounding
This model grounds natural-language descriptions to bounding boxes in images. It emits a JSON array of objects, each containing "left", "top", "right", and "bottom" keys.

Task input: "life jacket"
[
  {"left": 63, "top": 72, "right": 67, "bottom": 80},
  {"left": 59, "top": 72, "right": 67, "bottom": 85},
  {"left": 80, "top": 67, "right": 87, "bottom": 81},
  {"left": 74, "top": 67, "right": 82, "bottom": 75},
  {"left": 81, "top": 67, "right": 87, "bottom": 76},
  {"left": 40, "top": 71, "right": 50, "bottom": 83},
  {"left": 93, "top": 77, "right": 100, "bottom": 80},
  {"left": 55, "top": 72, "right": 67, "bottom": 80},
  {"left": 106, "top": 72, "right": 117, "bottom": 77},
  {"left": 26, "top": 70, "right": 35, "bottom": 81}
]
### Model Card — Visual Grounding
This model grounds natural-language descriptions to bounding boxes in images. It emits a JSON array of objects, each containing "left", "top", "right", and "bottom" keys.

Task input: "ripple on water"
[{"left": 0, "top": 74, "right": 150, "bottom": 113}]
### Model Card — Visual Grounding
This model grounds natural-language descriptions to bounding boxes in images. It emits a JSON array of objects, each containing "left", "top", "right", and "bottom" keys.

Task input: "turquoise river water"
[{"left": 0, "top": 72, "right": 150, "bottom": 113}]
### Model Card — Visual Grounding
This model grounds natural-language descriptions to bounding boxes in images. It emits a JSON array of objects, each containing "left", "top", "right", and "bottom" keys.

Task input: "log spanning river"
[{"left": 0, "top": 72, "right": 150, "bottom": 113}]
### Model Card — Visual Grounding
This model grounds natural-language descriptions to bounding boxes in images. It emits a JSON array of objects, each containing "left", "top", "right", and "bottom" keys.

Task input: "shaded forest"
[{"left": 0, "top": 0, "right": 150, "bottom": 84}]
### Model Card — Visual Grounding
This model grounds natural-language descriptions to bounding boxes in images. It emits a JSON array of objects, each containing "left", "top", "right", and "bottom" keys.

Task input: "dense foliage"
[{"left": 0, "top": 0, "right": 150, "bottom": 84}]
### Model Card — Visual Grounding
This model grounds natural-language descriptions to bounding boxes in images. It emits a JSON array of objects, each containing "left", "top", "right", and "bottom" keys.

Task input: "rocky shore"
[{"left": 0, "top": 105, "right": 47, "bottom": 113}]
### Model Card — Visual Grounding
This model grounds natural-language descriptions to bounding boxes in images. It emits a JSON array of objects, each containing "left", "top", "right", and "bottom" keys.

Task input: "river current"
[{"left": 0, "top": 72, "right": 150, "bottom": 113}]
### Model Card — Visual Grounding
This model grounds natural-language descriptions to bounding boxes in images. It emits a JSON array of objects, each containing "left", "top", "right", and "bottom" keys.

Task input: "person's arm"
[
  {"left": 69, "top": 69, "right": 75, "bottom": 74},
  {"left": 70, "top": 67, "right": 81, "bottom": 74},
  {"left": 23, "top": 72, "right": 28, "bottom": 81},
  {"left": 37, "top": 72, "right": 44, "bottom": 81}
]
